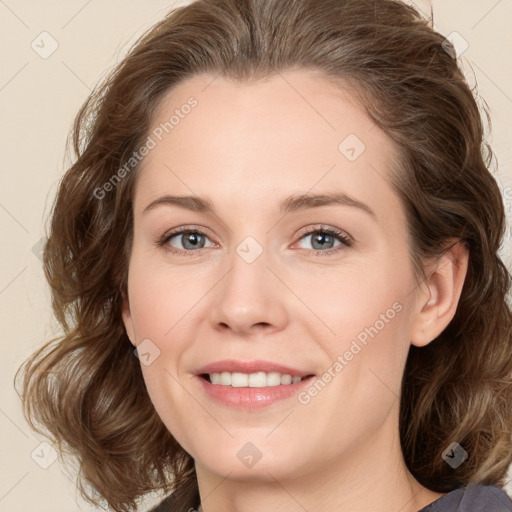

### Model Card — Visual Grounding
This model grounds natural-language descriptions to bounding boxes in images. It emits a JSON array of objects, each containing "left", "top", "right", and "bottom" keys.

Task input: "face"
[{"left": 122, "top": 69, "right": 423, "bottom": 483}]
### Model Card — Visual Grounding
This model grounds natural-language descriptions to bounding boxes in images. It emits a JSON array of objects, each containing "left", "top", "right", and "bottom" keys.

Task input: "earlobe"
[
  {"left": 121, "top": 298, "right": 136, "bottom": 346},
  {"left": 410, "top": 240, "right": 469, "bottom": 348}
]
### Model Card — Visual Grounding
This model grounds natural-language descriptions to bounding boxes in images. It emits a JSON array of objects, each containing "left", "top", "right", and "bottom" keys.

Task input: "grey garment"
[
  {"left": 148, "top": 494, "right": 177, "bottom": 511},
  {"left": 149, "top": 493, "right": 181, "bottom": 512},
  {"left": 150, "top": 484, "right": 512, "bottom": 511},
  {"left": 418, "top": 485, "right": 512, "bottom": 512}
]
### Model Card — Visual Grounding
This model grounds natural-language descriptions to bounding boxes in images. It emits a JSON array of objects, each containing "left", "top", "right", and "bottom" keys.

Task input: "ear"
[
  {"left": 121, "top": 297, "right": 137, "bottom": 347},
  {"left": 410, "top": 240, "right": 469, "bottom": 347}
]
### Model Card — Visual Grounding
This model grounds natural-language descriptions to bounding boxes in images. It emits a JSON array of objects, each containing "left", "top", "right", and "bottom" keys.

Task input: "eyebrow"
[{"left": 142, "top": 192, "right": 376, "bottom": 219}]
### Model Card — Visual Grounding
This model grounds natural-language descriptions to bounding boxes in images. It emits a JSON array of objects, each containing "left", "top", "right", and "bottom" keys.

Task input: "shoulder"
[
  {"left": 149, "top": 485, "right": 512, "bottom": 512},
  {"left": 420, "top": 484, "right": 512, "bottom": 512},
  {"left": 147, "top": 493, "right": 199, "bottom": 512},
  {"left": 148, "top": 494, "right": 176, "bottom": 512}
]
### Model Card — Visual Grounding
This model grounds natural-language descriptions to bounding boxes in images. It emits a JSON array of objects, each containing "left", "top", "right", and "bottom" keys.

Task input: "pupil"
[
  {"left": 184, "top": 232, "right": 203, "bottom": 249},
  {"left": 313, "top": 233, "right": 333, "bottom": 250}
]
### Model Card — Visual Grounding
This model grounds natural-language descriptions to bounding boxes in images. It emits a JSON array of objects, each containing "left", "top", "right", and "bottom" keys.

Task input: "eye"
[
  {"left": 294, "top": 225, "right": 352, "bottom": 256},
  {"left": 156, "top": 226, "right": 215, "bottom": 256},
  {"left": 156, "top": 224, "right": 353, "bottom": 257}
]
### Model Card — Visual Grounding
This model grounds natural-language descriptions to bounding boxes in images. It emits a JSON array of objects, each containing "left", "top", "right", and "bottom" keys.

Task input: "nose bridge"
[{"left": 209, "top": 232, "right": 287, "bottom": 334}]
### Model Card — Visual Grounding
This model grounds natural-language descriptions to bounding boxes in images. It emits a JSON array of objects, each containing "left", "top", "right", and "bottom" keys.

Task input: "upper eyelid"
[
  {"left": 162, "top": 225, "right": 352, "bottom": 247},
  {"left": 295, "top": 224, "right": 350, "bottom": 239}
]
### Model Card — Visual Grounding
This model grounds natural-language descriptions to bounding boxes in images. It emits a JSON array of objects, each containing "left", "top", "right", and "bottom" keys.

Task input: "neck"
[{"left": 194, "top": 407, "right": 445, "bottom": 512}]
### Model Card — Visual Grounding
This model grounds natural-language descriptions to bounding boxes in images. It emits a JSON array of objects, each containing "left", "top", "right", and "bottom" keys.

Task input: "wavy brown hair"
[{"left": 15, "top": 0, "right": 512, "bottom": 511}]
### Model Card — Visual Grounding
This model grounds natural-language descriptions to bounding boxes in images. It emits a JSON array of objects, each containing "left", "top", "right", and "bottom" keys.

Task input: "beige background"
[{"left": 1, "top": 1, "right": 511, "bottom": 511}]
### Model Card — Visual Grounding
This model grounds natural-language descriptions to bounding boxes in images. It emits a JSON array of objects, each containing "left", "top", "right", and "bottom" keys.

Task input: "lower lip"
[{"left": 195, "top": 375, "right": 315, "bottom": 409}]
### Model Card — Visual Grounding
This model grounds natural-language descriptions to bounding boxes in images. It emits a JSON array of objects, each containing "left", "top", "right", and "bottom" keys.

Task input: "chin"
[{"left": 190, "top": 433, "right": 314, "bottom": 481}]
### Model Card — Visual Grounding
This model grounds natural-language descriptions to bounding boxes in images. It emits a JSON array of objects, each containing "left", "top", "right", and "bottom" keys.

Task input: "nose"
[{"left": 209, "top": 243, "right": 288, "bottom": 337}]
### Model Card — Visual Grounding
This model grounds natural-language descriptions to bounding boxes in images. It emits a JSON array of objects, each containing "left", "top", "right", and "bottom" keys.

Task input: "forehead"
[{"left": 133, "top": 69, "right": 401, "bottom": 220}]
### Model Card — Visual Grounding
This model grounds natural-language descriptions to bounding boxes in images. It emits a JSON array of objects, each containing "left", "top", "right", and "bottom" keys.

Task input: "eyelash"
[{"left": 155, "top": 224, "right": 353, "bottom": 257}]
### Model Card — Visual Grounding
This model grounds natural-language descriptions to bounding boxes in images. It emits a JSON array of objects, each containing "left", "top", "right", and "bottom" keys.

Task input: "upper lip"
[{"left": 195, "top": 359, "right": 315, "bottom": 377}]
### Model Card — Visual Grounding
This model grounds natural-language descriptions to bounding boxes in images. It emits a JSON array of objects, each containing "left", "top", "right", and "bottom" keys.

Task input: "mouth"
[
  {"left": 193, "top": 360, "right": 316, "bottom": 408},
  {"left": 195, "top": 359, "right": 315, "bottom": 386},
  {"left": 199, "top": 371, "right": 315, "bottom": 387}
]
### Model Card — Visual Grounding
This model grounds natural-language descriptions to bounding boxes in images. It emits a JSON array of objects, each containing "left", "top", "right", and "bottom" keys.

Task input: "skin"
[{"left": 122, "top": 69, "right": 469, "bottom": 512}]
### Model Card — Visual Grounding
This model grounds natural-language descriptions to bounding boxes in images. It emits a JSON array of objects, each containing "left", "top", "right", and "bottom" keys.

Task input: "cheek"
[
  {"left": 138, "top": 365, "right": 199, "bottom": 456},
  {"left": 296, "top": 259, "right": 410, "bottom": 346},
  {"left": 306, "top": 307, "right": 410, "bottom": 450},
  {"left": 126, "top": 252, "right": 203, "bottom": 340},
  {"left": 125, "top": 263, "right": 183, "bottom": 387},
  {"left": 325, "top": 304, "right": 409, "bottom": 398},
  {"left": 306, "top": 259, "right": 413, "bottom": 402}
]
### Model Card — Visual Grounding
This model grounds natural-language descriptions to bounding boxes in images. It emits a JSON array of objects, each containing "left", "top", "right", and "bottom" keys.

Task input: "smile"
[{"left": 204, "top": 371, "right": 305, "bottom": 387}]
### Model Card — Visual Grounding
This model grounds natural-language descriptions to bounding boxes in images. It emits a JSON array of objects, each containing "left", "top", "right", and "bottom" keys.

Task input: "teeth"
[
  {"left": 207, "top": 371, "right": 306, "bottom": 387},
  {"left": 248, "top": 372, "right": 266, "bottom": 387},
  {"left": 280, "top": 374, "right": 292, "bottom": 385}
]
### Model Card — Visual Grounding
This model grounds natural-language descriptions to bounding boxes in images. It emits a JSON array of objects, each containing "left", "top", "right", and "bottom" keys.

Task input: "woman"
[{"left": 15, "top": 0, "right": 512, "bottom": 511}]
